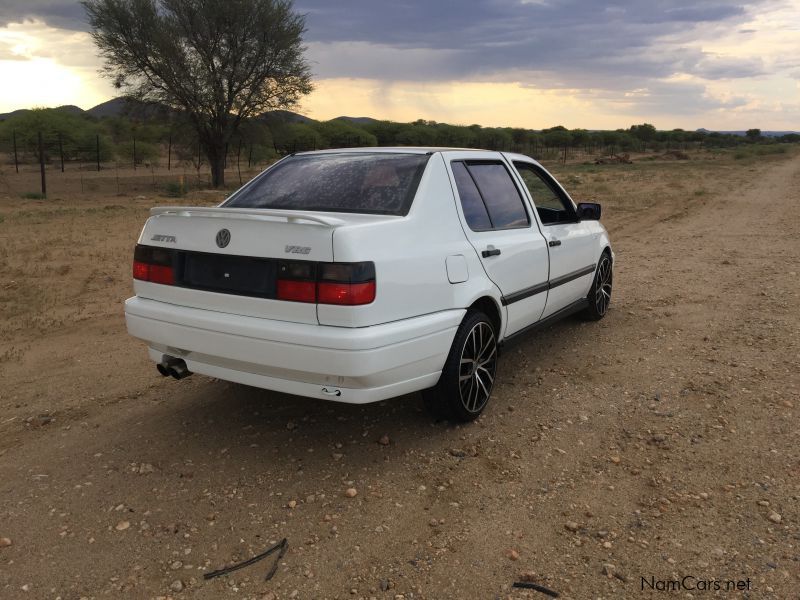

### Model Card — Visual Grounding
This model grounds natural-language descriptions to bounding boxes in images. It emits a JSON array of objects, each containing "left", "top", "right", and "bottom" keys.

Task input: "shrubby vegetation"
[{"left": 0, "top": 105, "right": 796, "bottom": 170}]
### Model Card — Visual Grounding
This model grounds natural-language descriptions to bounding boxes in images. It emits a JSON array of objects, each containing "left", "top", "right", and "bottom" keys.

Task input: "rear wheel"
[
  {"left": 423, "top": 310, "right": 498, "bottom": 422},
  {"left": 582, "top": 252, "right": 613, "bottom": 320}
]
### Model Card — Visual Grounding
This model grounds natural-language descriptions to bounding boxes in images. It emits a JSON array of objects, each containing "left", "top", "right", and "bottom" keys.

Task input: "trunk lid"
[{"left": 135, "top": 207, "right": 340, "bottom": 324}]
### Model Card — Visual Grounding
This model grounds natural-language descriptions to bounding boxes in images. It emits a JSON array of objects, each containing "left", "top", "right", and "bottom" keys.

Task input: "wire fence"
[{"left": 0, "top": 130, "right": 275, "bottom": 199}]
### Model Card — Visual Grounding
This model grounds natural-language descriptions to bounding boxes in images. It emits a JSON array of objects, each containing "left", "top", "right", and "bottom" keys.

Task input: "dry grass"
[{"left": 0, "top": 146, "right": 795, "bottom": 362}]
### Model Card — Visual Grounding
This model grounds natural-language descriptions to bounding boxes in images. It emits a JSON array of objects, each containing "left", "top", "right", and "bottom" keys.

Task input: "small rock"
[
  {"left": 0, "top": 537, "right": 11, "bottom": 547},
  {"left": 138, "top": 463, "right": 155, "bottom": 474},
  {"left": 261, "top": 593, "right": 276, "bottom": 600},
  {"left": 345, "top": 488, "right": 358, "bottom": 498},
  {"left": 699, "top": 492, "right": 709, "bottom": 500},
  {"left": 448, "top": 448, "right": 466, "bottom": 458},
  {"left": 602, "top": 563, "right": 616, "bottom": 578},
  {"left": 506, "top": 548, "right": 520, "bottom": 561},
  {"left": 609, "top": 455, "right": 621, "bottom": 464},
  {"left": 602, "top": 541, "right": 612, "bottom": 549},
  {"left": 564, "top": 521, "right": 580, "bottom": 532},
  {"left": 21, "top": 584, "right": 30, "bottom": 592},
  {"left": 287, "top": 500, "right": 297, "bottom": 509},
  {"left": 378, "top": 434, "right": 390, "bottom": 446},
  {"left": 170, "top": 560, "right": 183, "bottom": 570},
  {"left": 170, "top": 579, "right": 184, "bottom": 592},
  {"left": 518, "top": 571, "right": 537, "bottom": 582},
  {"left": 757, "top": 500, "right": 770, "bottom": 507},
  {"left": 768, "top": 511, "right": 782, "bottom": 524},
  {"left": 115, "top": 521, "right": 130, "bottom": 531},
  {"left": 286, "top": 421, "right": 297, "bottom": 431}
]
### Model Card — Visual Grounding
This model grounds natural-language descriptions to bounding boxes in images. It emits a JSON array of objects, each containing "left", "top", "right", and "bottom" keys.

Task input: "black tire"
[
  {"left": 582, "top": 251, "right": 613, "bottom": 321},
  {"left": 423, "top": 310, "right": 498, "bottom": 422}
]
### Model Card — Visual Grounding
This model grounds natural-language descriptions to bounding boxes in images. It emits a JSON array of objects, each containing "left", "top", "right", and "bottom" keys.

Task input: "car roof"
[{"left": 294, "top": 147, "right": 495, "bottom": 156}]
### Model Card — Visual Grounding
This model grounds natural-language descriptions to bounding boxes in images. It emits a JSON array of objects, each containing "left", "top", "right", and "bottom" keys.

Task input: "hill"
[{"left": 335, "top": 116, "right": 380, "bottom": 125}]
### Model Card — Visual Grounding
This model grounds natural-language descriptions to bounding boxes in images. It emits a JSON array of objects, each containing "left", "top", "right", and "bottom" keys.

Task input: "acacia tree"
[{"left": 83, "top": 0, "right": 312, "bottom": 187}]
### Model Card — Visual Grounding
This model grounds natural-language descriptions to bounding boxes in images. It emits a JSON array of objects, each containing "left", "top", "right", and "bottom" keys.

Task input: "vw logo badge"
[{"left": 215, "top": 228, "right": 231, "bottom": 248}]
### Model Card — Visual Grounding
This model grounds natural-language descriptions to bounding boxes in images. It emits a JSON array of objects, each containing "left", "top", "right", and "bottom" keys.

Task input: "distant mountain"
[
  {"left": 87, "top": 97, "right": 176, "bottom": 120},
  {"left": 335, "top": 116, "right": 379, "bottom": 125},
  {"left": 54, "top": 105, "right": 85, "bottom": 116},
  {"left": 262, "top": 109, "right": 316, "bottom": 124},
  {"left": 0, "top": 97, "right": 325, "bottom": 125},
  {"left": 0, "top": 104, "right": 85, "bottom": 121}
]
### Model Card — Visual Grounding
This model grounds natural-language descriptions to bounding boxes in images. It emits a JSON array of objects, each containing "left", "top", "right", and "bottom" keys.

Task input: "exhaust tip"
[{"left": 158, "top": 355, "right": 192, "bottom": 380}]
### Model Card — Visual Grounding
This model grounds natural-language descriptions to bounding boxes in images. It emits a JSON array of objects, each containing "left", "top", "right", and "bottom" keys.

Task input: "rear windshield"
[{"left": 224, "top": 153, "right": 430, "bottom": 216}]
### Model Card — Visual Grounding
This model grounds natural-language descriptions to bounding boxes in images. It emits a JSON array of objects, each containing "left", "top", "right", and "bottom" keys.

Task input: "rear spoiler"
[{"left": 149, "top": 206, "right": 345, "bottom": 227}]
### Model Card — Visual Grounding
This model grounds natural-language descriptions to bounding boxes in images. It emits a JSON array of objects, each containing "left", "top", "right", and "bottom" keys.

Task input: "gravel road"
[{"left": 1, "top": 152, "right": 798, "bottom": 599}]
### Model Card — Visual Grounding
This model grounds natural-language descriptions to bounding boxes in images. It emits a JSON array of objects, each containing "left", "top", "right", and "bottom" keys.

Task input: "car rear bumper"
[{"left": 124, "top": 297, "right": 464, "bottom": 403}]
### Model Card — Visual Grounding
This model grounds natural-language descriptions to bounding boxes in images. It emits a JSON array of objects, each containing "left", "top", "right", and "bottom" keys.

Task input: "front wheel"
[
  {"left": 582, "top": 252, "right": 613, "bottom": 320},
  {"left": 423, "top": 310, "right": 498, "bottom": 422}
]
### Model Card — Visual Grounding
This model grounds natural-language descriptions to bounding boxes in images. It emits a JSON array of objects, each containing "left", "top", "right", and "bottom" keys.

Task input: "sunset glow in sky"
[{"left": 1, "top": 1, "right": 798, "bottom": 130}]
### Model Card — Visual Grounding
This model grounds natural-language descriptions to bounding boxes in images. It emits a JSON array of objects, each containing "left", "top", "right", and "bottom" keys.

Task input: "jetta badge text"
[
  {"left": 216, "top": 229, "right": 231, "bottom": 248},
  {"left": 151, "top": 234, "right": 176, "bottom": 243},
  {"left": 285, "top": 245, "right": 311, "bottom": 255}
]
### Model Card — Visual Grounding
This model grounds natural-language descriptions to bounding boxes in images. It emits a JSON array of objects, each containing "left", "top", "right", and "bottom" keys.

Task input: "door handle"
[
  {"left": 482, "top": 247, "right": 501, "bottom": 258},
  {"left": 548, "top": 239, "right": 562, "bottom": 247}
]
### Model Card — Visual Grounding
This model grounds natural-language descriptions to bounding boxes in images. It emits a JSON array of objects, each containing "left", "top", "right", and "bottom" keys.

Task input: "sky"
[{"left": 0, "top": 0, "right": 798, "bottom": 130}]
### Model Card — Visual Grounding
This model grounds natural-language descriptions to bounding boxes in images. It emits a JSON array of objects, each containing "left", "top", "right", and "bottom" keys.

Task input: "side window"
[
  {"left": 451, "top": 162, "right": 492, "bottom": 231},
  {"left": 514, "top": 162, "right": 577, "bottom": 225},
  {"left": 451, "top": 160, "right": 530, "bottom": 231}
]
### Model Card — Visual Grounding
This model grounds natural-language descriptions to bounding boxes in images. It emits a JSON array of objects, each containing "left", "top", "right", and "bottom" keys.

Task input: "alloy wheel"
[
  {"left": 458, "top": 321, "right": 497, "bottom": 413},
  {"left": 595, "top": 256, "right": 613, "bottom": 316}
]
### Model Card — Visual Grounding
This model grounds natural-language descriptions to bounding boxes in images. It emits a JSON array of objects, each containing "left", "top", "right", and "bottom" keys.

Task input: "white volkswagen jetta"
[{"left": 125, "top": 148, "right": 613, "bottom": 421}]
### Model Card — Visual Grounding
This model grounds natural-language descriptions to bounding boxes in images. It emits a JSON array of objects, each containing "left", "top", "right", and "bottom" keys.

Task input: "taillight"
[
  {"left": 317, "top": 281, "right": 375, "bottom": 305},
  {"left": 276, "top": 279, "right": 316, "bottom": 303},
  {"left": 133, "top": 245, "right": 175, "bottom": 285},
  {"left": 276, "top": 260, "right": 376, "bottom": 305}
]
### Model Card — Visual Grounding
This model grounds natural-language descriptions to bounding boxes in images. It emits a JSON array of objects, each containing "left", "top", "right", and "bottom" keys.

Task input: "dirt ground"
[{"left": 0, "top": 149, "right": 798, "bottom": 600}]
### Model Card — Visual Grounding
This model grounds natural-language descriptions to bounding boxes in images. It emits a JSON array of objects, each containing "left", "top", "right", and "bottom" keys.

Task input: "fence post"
[
  {"left": 38, "top": 131, "right": 47, "bottom": 198},
  {"left": 96, "top": 134, "right": 100, "bottom": 171},
  {"left": 133, "top": 136, "right": 137, "bottom": 170},
  {"left": 237, "top": 138, "right": 242, "bottom": 185},
  {"left": 167, "top": 133, "right": 172, "bottom": 171},
  {"left": 59, "top": 132, "right": 65, "bottom": 172},
  {"left": 13, "top": 129, "right": 19, "bottom": 174},
  {"left": 248, "top": 143, "right": 253, "bottom": 168}
]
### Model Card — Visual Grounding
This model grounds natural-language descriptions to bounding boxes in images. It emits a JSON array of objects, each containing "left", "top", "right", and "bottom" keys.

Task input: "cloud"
[{"left": 0, "top": 1, "right": 86, "bottom": 30}]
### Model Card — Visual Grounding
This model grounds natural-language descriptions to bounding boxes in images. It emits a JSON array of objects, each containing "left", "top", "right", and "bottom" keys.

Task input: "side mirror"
[{"left": 577, "top": 202, "right": 601, "bottom": 220}]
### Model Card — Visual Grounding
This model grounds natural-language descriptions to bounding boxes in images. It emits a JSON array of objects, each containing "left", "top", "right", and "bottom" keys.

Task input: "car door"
[
  {"left": 447, "top": 156, "right": 549, "bottom": 337},
  {"left": 510, "top": 160, "right": 598, "bottom": 319}
]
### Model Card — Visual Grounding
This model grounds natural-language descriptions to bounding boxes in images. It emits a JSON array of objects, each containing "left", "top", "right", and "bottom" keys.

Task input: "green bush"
[
  {"left": 164, "top": 181, "right": 186, "bottom": 197},
  {"left": 21, "top": 192, "right": 46, "bottom": 199}
]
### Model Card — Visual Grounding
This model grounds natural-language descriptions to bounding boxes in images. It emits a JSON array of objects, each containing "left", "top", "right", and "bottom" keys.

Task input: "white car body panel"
[{"left": 124, "top": 147, "right": 612, "bottom": 404}]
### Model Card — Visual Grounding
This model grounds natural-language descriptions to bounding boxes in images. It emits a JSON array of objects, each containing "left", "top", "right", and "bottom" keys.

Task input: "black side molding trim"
[
  {"left": 501, "top": 264, "right": 596, "bottom": 306},
  {"left": 502, "top": 298, "right": 590, "bottom": 346},
  {"left": 548, "top": 264, "right": 596, "bottom": 290},
  {"left": 501, "top": 282, "right": 549, "bottom": 306}
]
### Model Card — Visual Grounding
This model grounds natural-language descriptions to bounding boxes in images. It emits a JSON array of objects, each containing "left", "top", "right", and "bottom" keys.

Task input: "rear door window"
[
  {"left": 451, "top": 160, "right": 530, "bottom": 231},
  {"left": 451, "top": 161, "right": 492, "bottom": 231},
  {"left": 225, "top": 153, "right": 430, "bottom": 216}
]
